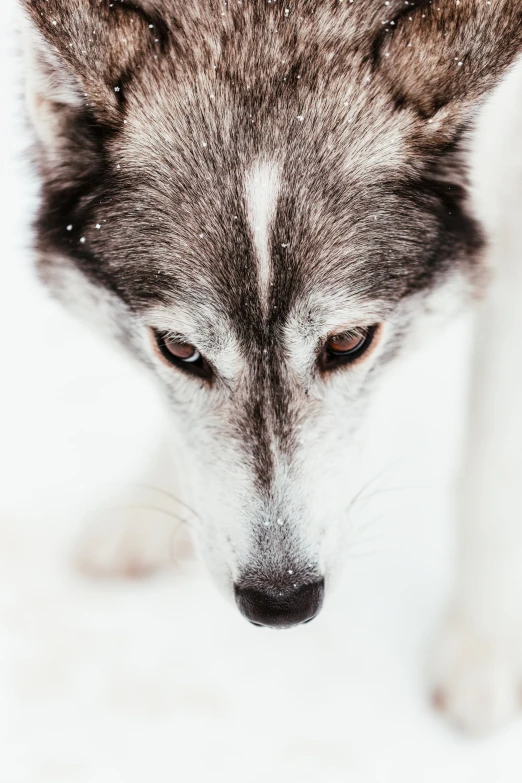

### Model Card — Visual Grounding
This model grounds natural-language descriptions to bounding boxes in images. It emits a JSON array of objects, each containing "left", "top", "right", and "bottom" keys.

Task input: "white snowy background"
[{"left": 1, "top": 2, "right": 522, "bottom": 781}]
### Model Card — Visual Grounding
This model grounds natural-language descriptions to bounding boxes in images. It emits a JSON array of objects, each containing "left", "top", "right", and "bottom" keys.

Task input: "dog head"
[{"left": 22, "top": 0, "right": 522, "bottom": 627}]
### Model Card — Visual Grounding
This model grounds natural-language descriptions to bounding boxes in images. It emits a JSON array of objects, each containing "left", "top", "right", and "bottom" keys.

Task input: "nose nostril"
[{"left": 234, "top": 578, "right": 325, "bottom": 629}]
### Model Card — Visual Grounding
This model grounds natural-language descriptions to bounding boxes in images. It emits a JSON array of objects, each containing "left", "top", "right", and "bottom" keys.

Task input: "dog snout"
[{"left": 234, "top": 577, "right": 325, "bottom": 629}]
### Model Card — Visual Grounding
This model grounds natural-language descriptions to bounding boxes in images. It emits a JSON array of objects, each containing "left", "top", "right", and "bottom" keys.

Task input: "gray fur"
[{"left": 20, "top": 0, "right": 522, "bottom": 600}]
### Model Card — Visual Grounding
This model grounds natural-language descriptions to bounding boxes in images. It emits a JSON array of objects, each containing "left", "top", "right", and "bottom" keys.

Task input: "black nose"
[{"left": 234, "top": 578, "right": 325, "bottom": 629}]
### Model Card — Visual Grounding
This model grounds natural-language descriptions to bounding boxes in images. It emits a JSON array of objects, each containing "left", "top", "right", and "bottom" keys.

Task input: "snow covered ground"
[{"left": 1, "top": 3, "right": 522, "bottom": 781}]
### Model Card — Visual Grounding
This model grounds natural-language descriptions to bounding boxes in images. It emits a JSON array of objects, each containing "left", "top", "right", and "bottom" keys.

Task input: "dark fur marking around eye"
[{"left": 389, "top": 174, "right": 485, "bottom": 296}]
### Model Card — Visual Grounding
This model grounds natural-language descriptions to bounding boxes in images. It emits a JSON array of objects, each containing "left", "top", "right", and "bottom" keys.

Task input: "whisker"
[
  {"left": 101, "top": 502, "right": 193, "bottom": 529},
  {"left": 346, "top": 456, "right": 414, "bottom": 516},
  {"left": 353, "top": 483, "right": 431, "bottom": 515},
  {"left": 351, "top": 510, "right": 393, "bottom": 537},
  {"left": 129, "top": 482, "right": 202, "bottom": 522},
  {"left": 350, "top": 530, "right": 388, "bottom": 548}
]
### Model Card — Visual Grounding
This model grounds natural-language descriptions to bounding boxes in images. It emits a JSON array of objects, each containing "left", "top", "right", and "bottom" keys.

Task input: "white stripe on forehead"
[{"left": 244, "top": 158, "right": 281, "bottom": 305}]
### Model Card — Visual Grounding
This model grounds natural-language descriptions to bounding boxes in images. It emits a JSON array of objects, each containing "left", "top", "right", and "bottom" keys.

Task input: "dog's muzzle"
[{"left": 234, "top": 578, "right": 325, "bottom": 629}]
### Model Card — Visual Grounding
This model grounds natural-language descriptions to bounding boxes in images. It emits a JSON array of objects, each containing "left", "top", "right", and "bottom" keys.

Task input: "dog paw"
[
  {"left": 75, "top": 503, "right": 193, "bottom": 579},
  {"left": 429, "top": 614, "right": 521, "bottom": 735}
]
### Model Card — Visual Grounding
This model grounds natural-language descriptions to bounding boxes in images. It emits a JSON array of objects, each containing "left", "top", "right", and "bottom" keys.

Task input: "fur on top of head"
[{"left": 21, "top": 0, "right": 522, "bottom": 309}]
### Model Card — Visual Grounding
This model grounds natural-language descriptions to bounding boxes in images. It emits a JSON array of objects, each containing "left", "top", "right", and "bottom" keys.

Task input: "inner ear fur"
[{"left": 377, "top": 0, "right": 522, "bottom": 126}]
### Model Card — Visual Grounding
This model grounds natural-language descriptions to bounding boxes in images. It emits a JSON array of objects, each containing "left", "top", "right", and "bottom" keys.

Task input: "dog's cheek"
[
  {"left": 36, "top": 255, "right": 144, "bottom": 359},
  {"left": 388, "top": 267, "right": 480, "bottom": 363}
]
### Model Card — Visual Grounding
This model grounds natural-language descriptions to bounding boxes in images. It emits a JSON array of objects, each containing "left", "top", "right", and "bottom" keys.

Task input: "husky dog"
[{"left": 20, "top": 0, "right": 522, "bottom": 733}]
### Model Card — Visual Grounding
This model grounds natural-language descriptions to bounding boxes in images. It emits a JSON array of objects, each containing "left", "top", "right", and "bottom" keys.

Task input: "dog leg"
[
  {"left": 75, "top": 439, "right": 194, "bottom": 578},
  {"left": 430, "top": 235, "right": 522, "bottom": 733}
]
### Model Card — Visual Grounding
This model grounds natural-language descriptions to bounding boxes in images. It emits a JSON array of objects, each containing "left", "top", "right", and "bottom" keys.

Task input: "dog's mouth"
[{"left": 234, "top": 578, "right": 325, "bottom": 629}]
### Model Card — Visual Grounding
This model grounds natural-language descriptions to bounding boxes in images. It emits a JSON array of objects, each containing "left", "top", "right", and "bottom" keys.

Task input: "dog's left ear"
[
  {"left": 379, "top": 0, "right": 522, "bottom": 138},
  {"left": 21, "top": 0, "right": 161, "bottom": 129}
]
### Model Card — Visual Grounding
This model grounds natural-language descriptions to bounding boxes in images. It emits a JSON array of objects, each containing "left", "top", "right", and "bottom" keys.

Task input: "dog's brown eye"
[
  {"left": 162, "top": 336, "right": 200, "bottom": 362},
  {"left": 321, "top": 325, "right": 378, "bottom": 371},
  {"left": 153, "top": 330, "right": 212, "bottom": 380},
  {"left": 327, "top": 331, "right": 367, "bottom": 355}
]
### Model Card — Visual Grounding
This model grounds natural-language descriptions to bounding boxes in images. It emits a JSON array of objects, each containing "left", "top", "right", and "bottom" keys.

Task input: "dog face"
[{"left": 23, "top": 0, "right": 522, "bottom": 626}]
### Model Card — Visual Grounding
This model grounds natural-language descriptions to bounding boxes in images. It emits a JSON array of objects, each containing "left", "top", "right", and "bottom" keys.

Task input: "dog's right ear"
[
  {"left": 378, "top": 0, "right": 522, "bottom": 143},
  {"left": 20, "top": 0, "right": 161, "bottom": 154}
]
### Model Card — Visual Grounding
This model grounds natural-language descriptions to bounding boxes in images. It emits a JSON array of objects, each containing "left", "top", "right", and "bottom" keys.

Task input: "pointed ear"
[
  {"left": 378, "top": 0, "right": 522, "bottom": 137},
  {"left": 21, "top": 0, "right": 161, "bottom": 131}
]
